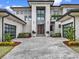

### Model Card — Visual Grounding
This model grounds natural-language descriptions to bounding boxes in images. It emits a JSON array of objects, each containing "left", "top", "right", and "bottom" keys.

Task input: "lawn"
[
  {"left": 70, "top": 46, "right": 79, "bottom": 53},
  {"left": 70, "top": 40, "right": 79, "bottom": 53},
  {"left": 64, "top": 40, "right": 79, "bottom": 53},
  {"left": 0, "top": 46, "right": 13, "bottom": 59}
]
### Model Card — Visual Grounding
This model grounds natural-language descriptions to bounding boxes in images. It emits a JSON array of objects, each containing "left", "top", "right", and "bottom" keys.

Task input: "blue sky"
[
  {"left": 0, "top": 0, "right": 79, "bottom": 11},
  {"left": 0, "top": 0, "right": 79, "bottom": 7}
]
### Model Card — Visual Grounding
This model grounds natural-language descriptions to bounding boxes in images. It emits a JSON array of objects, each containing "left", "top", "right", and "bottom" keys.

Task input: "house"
[
  {"left": 0, "top": 9, "right": 26, "bottom": 41},
  {"left": 0, "top": 0, "right": 79, "bottom": 41},
  {"left": 58, "top": 9, "right": 79, "bottom": 40}
]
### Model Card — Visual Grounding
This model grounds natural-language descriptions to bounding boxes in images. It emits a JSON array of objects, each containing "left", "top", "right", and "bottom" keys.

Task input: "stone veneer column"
[
  {"left": 45, "top": 5, "right": 50, "bottom": 37},
  {"left": 32, "top": 5, "right": 37, "bottom": 37}
]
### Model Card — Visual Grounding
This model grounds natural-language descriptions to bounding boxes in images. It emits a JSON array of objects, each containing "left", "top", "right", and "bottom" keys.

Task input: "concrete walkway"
[{"left": 2, "top": 37, "right": 79, "bottom": 59}]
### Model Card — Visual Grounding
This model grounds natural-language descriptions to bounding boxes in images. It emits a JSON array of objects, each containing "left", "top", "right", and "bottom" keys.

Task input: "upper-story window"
[
  {"left": 16, "top": 11, "right": 19, "bottom": 14},
  {"left": 24, "top": 16, "right": 31, "bottom": 21},
  {"left": 37, "top": 7, "right": 45, "bottom": 21},
  {"left": 20, "top": 11, "right": 24, "bottom": 14},
  {"left": 24, "top": 10, "right": 28, "bottom": 14},
  {"left": 67, "top": 8, "right": 75, "bottom": 12},
  {"left": 16, "top": 11, "right": 24, "bottom": 14},
  {"left": 25, "top": 16, "right": 28, "bottom": 21},
  {"left": 29, "top": 16, "right": 31, "bottom": 20},
  {"left": 53, "top": 8, "right": 59, "bottom": 15}
]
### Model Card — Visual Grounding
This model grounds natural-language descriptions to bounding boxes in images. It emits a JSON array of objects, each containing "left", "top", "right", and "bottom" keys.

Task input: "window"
[
  {"left": 21, "top": 11, "right": 23, "bottom": 14},
  {"left": 25, "top": 16, "right": 32, "bottom": 21},
  {"left": 25, "top": 16, "right": 28, "bottom": 21},
  {"left": 28, "top": 16, "right": 31, "bottom": 20},
  {"left": 5, "top": 24, "right": 16, "bottom": 39},
  {"left": 37, "top": 7, "right": 45, "bottom": 21},
  {"left": 16, "top": 11, "right": 19, "bottom": 14},
  {"left": 24, "top": 10, "right": 28, "bottom": 14},
  {"left": 59, "top": 24, "right": 61, "bottom": 28}
]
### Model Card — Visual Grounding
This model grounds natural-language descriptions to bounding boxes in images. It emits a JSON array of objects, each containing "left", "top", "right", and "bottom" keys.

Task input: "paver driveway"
[{"left": 2, "top": 37, "right": 79, "bottom": 59}]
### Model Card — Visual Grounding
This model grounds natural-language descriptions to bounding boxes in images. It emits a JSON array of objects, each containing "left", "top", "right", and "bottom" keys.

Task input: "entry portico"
[{"left": 29, "top": 0, "right": 54, "bottom": 36}]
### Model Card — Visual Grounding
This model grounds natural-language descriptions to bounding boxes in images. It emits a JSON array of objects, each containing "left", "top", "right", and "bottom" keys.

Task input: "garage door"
[
  {"left": 5, "top": 24, "right": 16, "bottom": 39},
  {"left": 63, "top": 22, "right": 73, "bottom": 38}
]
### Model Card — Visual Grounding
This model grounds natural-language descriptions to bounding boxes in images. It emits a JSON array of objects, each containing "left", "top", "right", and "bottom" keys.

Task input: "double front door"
[{"left": 37, "top": 24, "right": 45, "bottom": 34}]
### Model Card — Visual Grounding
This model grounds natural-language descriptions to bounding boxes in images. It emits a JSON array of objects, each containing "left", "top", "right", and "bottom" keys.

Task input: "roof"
[
  {"left": 57, "top": 9, "right": 79, "bottom": 21},
  {"left": 28, "top": 0, "right": 54, "bottom": 2},
  {"left": 61, "top": 4, "right": 79, "bottom": 6},
  {"left": 0, "top": 9, "right": 26, "bottom": 24},
  {"left": 11, "top": 7, "right": 31, "bottom": 9}
]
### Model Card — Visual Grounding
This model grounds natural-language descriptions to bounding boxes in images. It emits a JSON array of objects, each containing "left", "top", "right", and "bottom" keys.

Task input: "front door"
[{"left": 37, "top": 24, "right": 44, "bottom": 34}]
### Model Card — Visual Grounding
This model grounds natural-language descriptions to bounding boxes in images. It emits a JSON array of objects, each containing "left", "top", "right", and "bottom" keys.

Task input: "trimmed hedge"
[
  {"left": 51, "top": 33, "right": 61, "bottom": 37},
  {"left": 17, "top": 33, "right": 31, "bottom": 38},
  {"left": 0, "top": 42, "right": 15, "bottom": 46}
]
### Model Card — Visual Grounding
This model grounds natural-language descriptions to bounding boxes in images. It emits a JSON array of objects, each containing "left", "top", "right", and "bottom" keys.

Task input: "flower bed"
[{"left": 0, "top": 42, "right": 21, "bottom": 58}]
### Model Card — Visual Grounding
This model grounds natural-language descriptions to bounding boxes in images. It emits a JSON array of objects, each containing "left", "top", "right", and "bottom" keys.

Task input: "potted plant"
[
  {"left": 32, "top": 31, "right": 36, "bottom": 37},
  {"left": 32, "top": 31, "right": 36, "bottom": 34},
  {"left": 64, "top": 26, "right": 76, "bottom": 46},
  {"left": 46, "top": 31, "right": 49, "bottom": 34}
]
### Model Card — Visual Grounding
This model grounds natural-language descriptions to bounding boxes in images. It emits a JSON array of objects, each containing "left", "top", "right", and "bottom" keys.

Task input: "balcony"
[{"left": 51, "top": 15, "right": 62, "bottom": 21}]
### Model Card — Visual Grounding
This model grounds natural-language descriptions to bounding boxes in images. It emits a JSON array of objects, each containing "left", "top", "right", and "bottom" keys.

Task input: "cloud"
[
  {"left": 11, "top": 5, "right": 23, "bottom": 7},
  {"left": 54, "top": 0, "right": 62, "bottom": 6},
  {"left": 54, "top": 0, "right": 72, "bottom": 6},
  {"left": 5, "top": 6, "right": 13, "bottom": 12},
  {"left": 4, "top": 5, "right": 23, "bottom": 14}
]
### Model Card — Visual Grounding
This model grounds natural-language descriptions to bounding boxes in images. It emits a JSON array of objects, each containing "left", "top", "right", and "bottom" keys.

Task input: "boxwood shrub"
[
  {"left": 52, "top": 33, "right": 61, "bottom": 37},
  {"left": 0, "top": 42, "right": 15, "bottom": 46},
  {"left": 17, "top": 33, "right": 31, "bottom": 38}
]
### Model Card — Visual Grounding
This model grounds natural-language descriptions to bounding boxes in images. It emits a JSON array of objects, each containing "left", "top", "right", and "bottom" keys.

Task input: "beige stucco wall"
[
  {"left": 31, "top": 4, "right": 51, "bottom": 36},
  {"left": 55, "top": 21, "right": 61, "bottom": 33},
  {"left": 23, "top": 20, "right": 32, "bottom": 33},
  {"left": 0, "top": 17, "right": 2, "bottom": 41},
  {"left": 4, "top": 18, "right": 24, "bottom": 38},
  {"left": 15, "top": 14, "right": 25, "bottom": 20},
  {"left": 75, "top": 17, "right": 79, "bottom": 39}
]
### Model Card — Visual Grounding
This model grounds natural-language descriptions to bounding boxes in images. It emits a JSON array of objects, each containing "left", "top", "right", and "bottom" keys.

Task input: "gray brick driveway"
[{"left": 2, "top": 37, "right": 79, "bottom": 59}]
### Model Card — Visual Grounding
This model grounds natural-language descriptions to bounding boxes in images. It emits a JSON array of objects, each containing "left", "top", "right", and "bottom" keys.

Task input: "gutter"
[
  {"left": 68, "top": 14, "right": 75, "bottom": 40},
  {"left": 2, "top": 15, "right": 9, "bottom": 42}
]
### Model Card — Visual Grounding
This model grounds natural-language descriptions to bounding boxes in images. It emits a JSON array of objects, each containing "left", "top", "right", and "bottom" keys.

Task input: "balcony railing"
[{"left": 51, "top": 15, "right": 62, "bottom": 20}]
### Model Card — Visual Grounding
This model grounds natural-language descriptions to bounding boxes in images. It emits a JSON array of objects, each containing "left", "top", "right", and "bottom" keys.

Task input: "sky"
[{"left": 0, "top": 0, "right": 79, "bottom": 11}]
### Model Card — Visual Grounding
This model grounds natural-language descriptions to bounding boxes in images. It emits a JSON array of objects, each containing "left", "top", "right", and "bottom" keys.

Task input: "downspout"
[
  {"left": 68, "top": 14, "right": 75, "bottom": 40},
  {"left": 2, "top": 14, "right": 9, "bottom": 42}
]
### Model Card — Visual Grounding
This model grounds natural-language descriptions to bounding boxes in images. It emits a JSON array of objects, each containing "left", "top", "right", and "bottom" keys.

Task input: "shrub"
[
  {"left": 65, "top": 26, "right": 75, "bottom": 41},
  {"left": 5, "top": 33, "right": 13, "bottom": 42},
  {"left": 32, "top": 31, "right": 36, "bottom": 34},
  {"left": 18, "top": 33, "right": 31, "bottom": 38},
  {"left": 52, "top": 33, "right": 61, "bottom": 37},
  {"left": 46, "top": 31, "right": 49, "bottom": 34},
  {"left": 0, "top": 42, "right": 15, "bottom": 46}
]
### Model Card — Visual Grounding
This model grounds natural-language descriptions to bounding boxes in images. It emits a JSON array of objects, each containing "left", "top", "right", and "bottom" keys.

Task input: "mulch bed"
[
  {"left": 63, "top": 41, "right": 79, "bottom": 47},
  {"left": 13, "top": 42, "right": 21, "bottom": 46}
]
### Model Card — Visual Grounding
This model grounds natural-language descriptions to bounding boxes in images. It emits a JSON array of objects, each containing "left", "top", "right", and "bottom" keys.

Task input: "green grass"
[
  {"left": 70, "top": 46, "right": 79, "bottom": 53},
  {"left": 70, "top": 40, "right": 79, "bottom": 53},
  {"left": 0, "top": 46, "right": 13, "bottom": 58}
]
